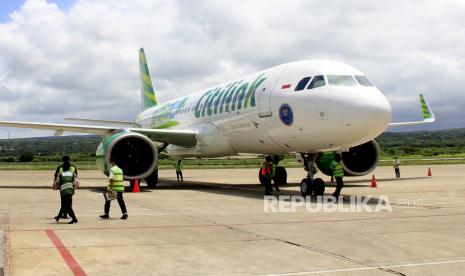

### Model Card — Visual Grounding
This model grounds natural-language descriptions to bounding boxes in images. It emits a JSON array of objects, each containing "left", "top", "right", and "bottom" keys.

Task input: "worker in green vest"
[
  {"left": 53, "top": 156, "right": 78, "bottom": 219},
  {"left": 173, "top": 160, "right": 183, "bottom": 182},
  {"left": 100, "top": 158, "right": 128, "bottom": 220},
  {"left": 330, "top": 154, "right": 344, "bottom": 198},
  {"left": 270, "top": 157, "right": 280, "bottom": 192},
  {"left": 54, "top": 161, "right": 78, "bottom": 224}
]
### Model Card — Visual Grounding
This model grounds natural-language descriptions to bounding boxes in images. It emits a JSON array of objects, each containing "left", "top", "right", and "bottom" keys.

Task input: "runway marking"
[
  {"left": 260, "top": 259, "right": 465, "bottom": 275},
  {"left": 45, "top": 230, "right": 86, "bottom": 276}
]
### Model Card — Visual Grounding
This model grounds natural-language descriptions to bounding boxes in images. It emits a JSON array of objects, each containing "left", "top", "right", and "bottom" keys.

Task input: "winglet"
[
  {"left": 139, "top": 48, "right": 158, "bottom": 110},
  {"left": 419, "top": 94, "right": 435, "bottom": 122},
  {"left": 389, "top": 94, "right": 435, "bottom": 127}
]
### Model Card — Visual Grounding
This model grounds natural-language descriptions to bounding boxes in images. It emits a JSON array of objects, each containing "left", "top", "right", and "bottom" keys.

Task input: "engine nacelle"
[
  {"left": 96, "top": 132, "right": 158, "bottom": 180},
  {"left": 316, "top": 140, "right": 380, "bottom": 177}
]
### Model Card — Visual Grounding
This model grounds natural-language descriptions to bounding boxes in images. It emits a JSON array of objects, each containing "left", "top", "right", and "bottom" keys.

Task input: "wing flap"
[{"left": 64, "top": 118, "right": 136, "bottom": 127}]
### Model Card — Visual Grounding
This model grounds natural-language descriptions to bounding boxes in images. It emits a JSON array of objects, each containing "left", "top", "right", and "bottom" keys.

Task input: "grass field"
[{"left": 0, "top": 156, "right": 464, "bottom": 170}]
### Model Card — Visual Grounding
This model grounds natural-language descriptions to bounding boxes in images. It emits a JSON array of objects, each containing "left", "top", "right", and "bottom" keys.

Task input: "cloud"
[{"left": 0, "top": 0, "right": 464, "bottom": 138}]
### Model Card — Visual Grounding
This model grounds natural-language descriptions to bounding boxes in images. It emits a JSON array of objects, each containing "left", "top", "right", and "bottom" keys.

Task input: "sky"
[{"left": 0, "top": 0, "right": 464, "bottom": 138}]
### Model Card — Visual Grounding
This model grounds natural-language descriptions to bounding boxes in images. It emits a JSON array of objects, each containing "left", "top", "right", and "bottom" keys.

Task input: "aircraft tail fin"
[{"left": 139, "top": 48, "right": 158, "bottom": 110}]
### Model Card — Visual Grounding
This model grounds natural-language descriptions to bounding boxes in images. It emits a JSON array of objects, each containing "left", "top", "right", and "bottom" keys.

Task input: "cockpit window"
[
  {"left": 295, "top": 77, "right": 311, "bottom": 91},
  {"left": 354, "top": 75, "right": 373, "bottom": 87},
  {"left": 327, "top": 75, "right": 357, "bottom": 86},
  {"left": 307, "top": 75, "right": 325, "bottom": 89}
]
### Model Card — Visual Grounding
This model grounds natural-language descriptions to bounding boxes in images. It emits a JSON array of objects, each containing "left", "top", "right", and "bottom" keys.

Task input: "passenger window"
[
  {"left": 355, "top": 75, "right": 373, "bottom": 87},
  {"left": 295, "top": 77, "right": 311, "bottom": 91},
  {"left": 327, "top": 75, "right": 357, "bottom": 86},
  {"left": 307, "top": 75, "right": 325, "bottom": 89}
]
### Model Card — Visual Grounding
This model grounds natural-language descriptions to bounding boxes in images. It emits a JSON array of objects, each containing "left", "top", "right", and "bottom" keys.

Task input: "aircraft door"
[{"left": 258, "top": 68, "right": 285, "bottom": 118}]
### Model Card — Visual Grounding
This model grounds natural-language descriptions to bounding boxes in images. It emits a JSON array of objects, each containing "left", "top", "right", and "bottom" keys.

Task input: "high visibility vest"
[
  {"left": 175, "top": 163, "right": 183, "bottom": 172},
  {"left": 331, "top": 161, "right": 344, "bottom": 178},
  {"left": 393, "top": 160, "right": 400, "bottom": 168},
  {"left": 59, "top": 166, "right": 76, "bottom": 174},
  {"left": 109, "top": 165, "right": 125, "bottom": 192},
  {"left": 59, "top": 170, "right": 75, "bottom": 196},
  {"left": 261, "top": 161, "right": 271, "bottom": 178},
  {"left": 271, "top": 163, "right": 277, "bottom": 178}
]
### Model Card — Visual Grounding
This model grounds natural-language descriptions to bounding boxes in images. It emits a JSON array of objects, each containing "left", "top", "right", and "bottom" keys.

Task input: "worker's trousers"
[
  {"left": 264, "top": 177, "right": 272, "bottom": 195},
  {"left": 104, "top": 192, "right": 127, "bottom": 215},
  {"left": 57, "top": 194, "right": 77, "bottom": 220},
  {"left": 395, "top": 168, "right": 400, "bottom": 178},
  {"left": 176, "top": 171, "right": 183, "bottom": 182},
  {"left": 333, "top": 177, "right": 344, "bottom": 197}
]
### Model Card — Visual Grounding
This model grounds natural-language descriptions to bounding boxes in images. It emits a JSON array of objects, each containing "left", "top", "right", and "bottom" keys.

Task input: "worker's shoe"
[
  {"left": 54, "top": 216, "right": 60, "bottom": 222},
  {"left": 100, "top": 214, "right": 109, "bottom": 219},
  {"left": 121, "top": 214, "right": 128, "bottom": 220},
  {"left": 68, "top": 219, "right": 78, "bottom": 224}
]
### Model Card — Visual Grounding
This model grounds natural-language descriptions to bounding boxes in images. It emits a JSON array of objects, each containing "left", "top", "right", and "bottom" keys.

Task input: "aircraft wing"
[
  {"left": 64, "top": 117, "right": 137, "bottom": 127},
  {"left": 388, "top": 94, "right": 435, "bottom": 127},
  {"left": 0, "top": 121, "right": 197, "bottom": 147}
]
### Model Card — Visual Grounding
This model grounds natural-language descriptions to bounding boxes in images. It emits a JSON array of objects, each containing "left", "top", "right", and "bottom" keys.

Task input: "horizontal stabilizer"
[{"left": 389, "top": 94, "right": 435, "bottom": 127}]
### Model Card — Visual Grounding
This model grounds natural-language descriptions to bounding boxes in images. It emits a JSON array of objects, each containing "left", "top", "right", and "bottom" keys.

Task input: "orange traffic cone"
[
  {"left": 371, "top": 174, "right": 377, "bottom": 188},
  {"left": 133, "top": 179, "right": 140, "bottom": 193},
  {"left": 427, "top": 167, "right": 432, "bottom": 177}
]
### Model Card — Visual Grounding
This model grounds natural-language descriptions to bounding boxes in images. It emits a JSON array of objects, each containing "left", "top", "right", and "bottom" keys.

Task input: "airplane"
[{"left": 0, "top": 48, "right": 435, "bottom": 195}]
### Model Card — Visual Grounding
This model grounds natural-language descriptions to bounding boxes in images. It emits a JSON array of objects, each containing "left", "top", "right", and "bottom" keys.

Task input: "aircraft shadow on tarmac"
[{"left": 0, "top": 176, "right": 426, "bottom": 204}]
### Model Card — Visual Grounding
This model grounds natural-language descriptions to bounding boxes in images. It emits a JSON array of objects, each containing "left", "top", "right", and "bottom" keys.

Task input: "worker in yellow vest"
[
  {"left": 173, "top": 160, "right": 183, "bottom": 182},
  {"left": 330, "top": 154, "right": 344, "bottom": 198},
  {"left": 100, "top": 158, "right": 128, "bottom": 220},
  {"left": 393, "top": 157, "right": 400, "bottom": 178}
]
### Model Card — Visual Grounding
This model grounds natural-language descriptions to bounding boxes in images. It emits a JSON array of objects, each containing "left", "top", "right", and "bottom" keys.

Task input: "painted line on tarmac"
[
  {"left": 0, "top": 230, "right": 3, "bottom": 276},
  {"left": 260, "top": 259, "right": 465, "bottom": 275},
  {"left": 45, "top": 230, "right": 86, "bottom": 276}
]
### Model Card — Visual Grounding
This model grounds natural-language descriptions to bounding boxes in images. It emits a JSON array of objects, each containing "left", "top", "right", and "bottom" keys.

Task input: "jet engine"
[
  {"left": 96, "top": 132, "right": 158, "bottom": 181},
  {"left": 316, "top": 140, "right": 380, "bottom": 176}
]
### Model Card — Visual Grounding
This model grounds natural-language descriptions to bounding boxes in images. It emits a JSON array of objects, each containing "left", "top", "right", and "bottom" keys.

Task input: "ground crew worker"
[
  {"left": 53, "top": 156, "right": 78, "bottom": 219},
  {"left": 270, "top": 158, "right": 280, "bottom": 192},
  {"left": 174, "top": 160, "right": 183, "bottom": 182},
  {"left": 393, "top": 157, "right": 400, "bottom": 178},
  {"left": 330, "top": 154, "right": 344, "bottom": 199},
  {"left": 100, "top": 158, "right": 128, "bottom": 220},
  {"left": 54, "top": 161, "right": 78, "bottom": 224},
  {"left": 261, "top": 156, "right": 273, "bottom": 195}
]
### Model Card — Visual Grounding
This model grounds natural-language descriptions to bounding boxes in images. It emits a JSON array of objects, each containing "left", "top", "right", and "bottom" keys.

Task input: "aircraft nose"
[{"left": 341, "top": 88, "right": 392, "bottom": 140}]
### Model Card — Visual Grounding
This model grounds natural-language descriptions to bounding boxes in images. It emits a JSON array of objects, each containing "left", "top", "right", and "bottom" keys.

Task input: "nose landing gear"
[{"left": 299, "top": 153, "right": 325, "bottom": 196}]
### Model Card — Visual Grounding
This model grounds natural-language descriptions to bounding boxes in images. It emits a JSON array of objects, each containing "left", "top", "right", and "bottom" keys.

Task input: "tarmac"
[{"left": 1, "top": 164, "right": 465, "bottom": 275}]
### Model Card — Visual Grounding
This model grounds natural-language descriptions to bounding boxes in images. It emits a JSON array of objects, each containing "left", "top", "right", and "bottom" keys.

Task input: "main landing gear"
[
  {"left": 129, "top": 169, "right": 159, "bottom": 190},
  {"left": 299, "top": 153, "right": 325, "bottom": 196}
]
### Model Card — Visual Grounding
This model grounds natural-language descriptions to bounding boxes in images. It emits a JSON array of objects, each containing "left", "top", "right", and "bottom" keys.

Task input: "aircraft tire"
[
  {"left": 300, "top": 178, "right": 313, "bottom": 196},
  {"left": 313, "top": 178, "right": 325, "bottom": 196},
  {"left": 146, "top": 169, "right": 158, "bottom": 188},
  {"left": 275, "top": 166, "right": 287, "bottom": 185}
]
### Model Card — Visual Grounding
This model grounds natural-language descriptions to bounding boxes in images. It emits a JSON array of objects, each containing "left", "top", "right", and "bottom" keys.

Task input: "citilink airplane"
[{"left": 0, "top": 48, "right": 435, "bottom": 195}]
